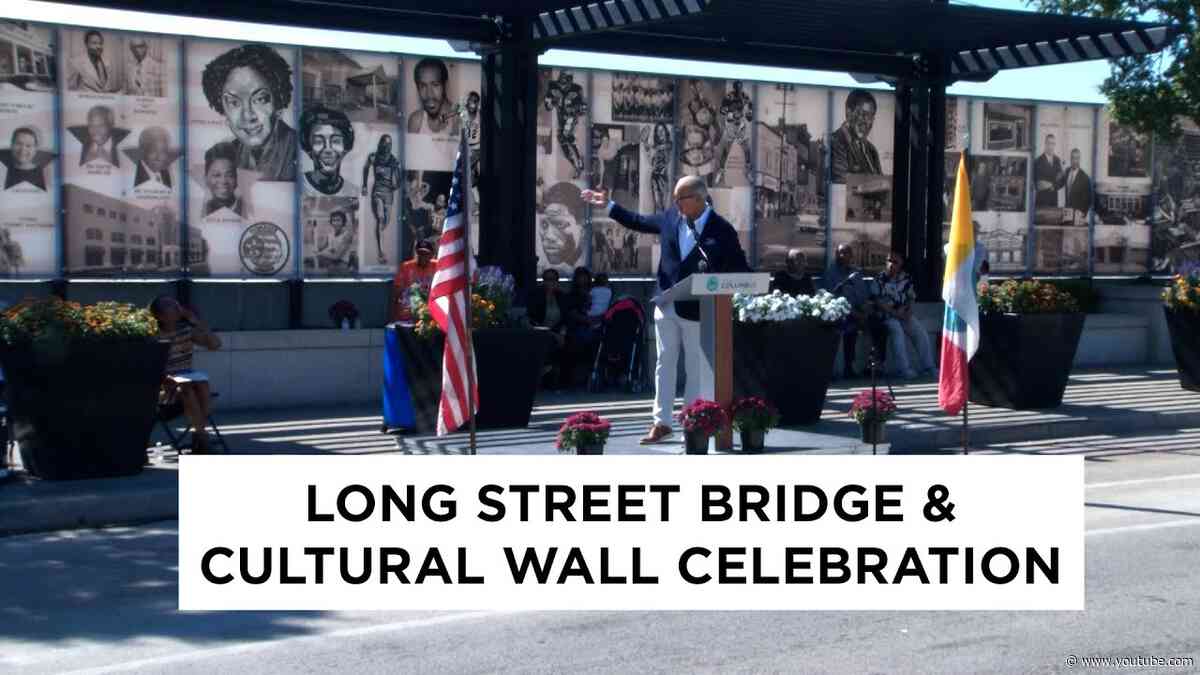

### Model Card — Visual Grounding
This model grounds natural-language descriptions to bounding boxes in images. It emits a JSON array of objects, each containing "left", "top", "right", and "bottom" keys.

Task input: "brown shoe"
[{"left": 639, "top": 424, "right": 673, "bottom": 445}]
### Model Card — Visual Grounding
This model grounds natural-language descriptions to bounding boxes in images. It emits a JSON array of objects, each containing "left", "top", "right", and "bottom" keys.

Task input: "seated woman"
[{"left": 150, "top": 296, "right": 222, "bottom": 453}]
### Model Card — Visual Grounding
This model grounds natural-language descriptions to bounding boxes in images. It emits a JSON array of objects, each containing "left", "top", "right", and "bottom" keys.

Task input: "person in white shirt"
[{"left": 125, "top": 37, "right": 164, "bottom": 97}]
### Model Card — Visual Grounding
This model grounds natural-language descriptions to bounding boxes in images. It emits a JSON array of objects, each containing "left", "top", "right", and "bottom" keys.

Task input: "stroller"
[{"left": 587, "top": 297, "right": 648, "bottom": 393}]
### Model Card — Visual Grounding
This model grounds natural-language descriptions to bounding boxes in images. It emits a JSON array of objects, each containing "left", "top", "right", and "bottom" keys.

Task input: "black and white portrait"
[
  {"left": 832, "top": 89, "right": 882, "bottom": 183},
  {"left": 611, "top": 73, "right": 674, "bottom": 123},
  {"left": 407, "top": 57, "right": 459, "bottom": 136},
  {"left": 200, "top": 43, "right": 297, "bottom": 182},
  {"left": 970, "top": 155, "right": 1028, "bottom": 213},
  {"left": 201, "top": 141, "right": 242, "bottom": 218},
  {"left": 0, "top": 125, "right": 55, "bottom": 191},
  {"left": 300, "top": 105, "right": 357, "bottom": 196},
  {"left": 123, "top": 125, "right": 181, "bottom": 190},
  {"left": 123, "top": 35, "right": 165, "bottom": 97},
  {"left": 714, "top": 80, "right": 754, "bottom": 187},
  {"left": 67, "top": 104, "right": 129, "bottom": 167},
  {"left": 1108, "top": 123, "right": 1150, "bottom": 178},
  {"left": 591, "top": 219, "right": 651, "bottom": 275},
  {"left": 536, "top": 181, "right": 586, "bottom": 271},
  {"left": 983, "top": 102, "right": 1033, "bottom": 152},
  {"left": 305, "top": 196, "right": 360, "bottom": 275},
  {"left": 66, "top": 29, "right": 122, "bottom": 94}
]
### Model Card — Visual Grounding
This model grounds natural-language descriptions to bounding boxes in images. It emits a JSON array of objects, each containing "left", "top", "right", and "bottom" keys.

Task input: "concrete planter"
[
  {"left": 0, "top": 339, "right": 168, "bottom": 480},
  {"left": 733, "top": 320, "right": 839, "bottom": 425},
  {"left": 1164, "top": 308, "right": 1200, "bottom": 393},
  {"left": 969, "top": 313, "right": 1085, "bottom": 410}
]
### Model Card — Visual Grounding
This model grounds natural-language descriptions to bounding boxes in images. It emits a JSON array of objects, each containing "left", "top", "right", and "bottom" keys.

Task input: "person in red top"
[{"left": 391, "top": 239, "right": 437, "bottom": 322}]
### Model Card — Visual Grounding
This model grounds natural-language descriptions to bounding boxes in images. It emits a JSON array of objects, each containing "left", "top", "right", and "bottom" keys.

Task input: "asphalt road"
[{"left": 2, "top": 450, "right": 1198, "bottom": 675}]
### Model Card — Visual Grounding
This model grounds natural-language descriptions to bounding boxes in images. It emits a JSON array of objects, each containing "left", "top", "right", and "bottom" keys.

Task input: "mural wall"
[{"left": 2, "top": 17, "right": 1200, "bottom": 281}]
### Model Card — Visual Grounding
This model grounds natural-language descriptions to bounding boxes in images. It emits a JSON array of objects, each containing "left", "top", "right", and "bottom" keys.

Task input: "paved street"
[{"left": 2, "top": 449, "right": 1197, "bottom": 674}]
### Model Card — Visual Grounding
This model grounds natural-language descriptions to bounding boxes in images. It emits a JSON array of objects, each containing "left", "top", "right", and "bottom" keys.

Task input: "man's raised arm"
[{"left": 581, "top": 188, "right": 664, "bottom": 236}]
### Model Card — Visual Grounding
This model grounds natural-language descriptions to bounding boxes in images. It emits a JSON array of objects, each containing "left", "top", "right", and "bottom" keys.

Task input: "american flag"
[{"left": 428, "top": 132, "right": 477, "bottom": 435}]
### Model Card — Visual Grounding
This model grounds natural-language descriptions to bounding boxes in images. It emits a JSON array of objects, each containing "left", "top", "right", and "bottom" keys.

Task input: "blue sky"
[{"left": 3, "top": 0, "right": 1113, "bottom": 104}]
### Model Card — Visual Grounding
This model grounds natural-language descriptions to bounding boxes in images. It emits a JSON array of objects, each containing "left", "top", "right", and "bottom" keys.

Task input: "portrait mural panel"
[
  {"left": 536, "top": 67, "right": 590, "bottom": 274},
  {"left": 0, "top": 21, "right": 57, "bottom": 276},
  {"left": 402, "top": 57, "right": 481, "bottom": 256},
  {"left": 301, "top": 48, "right": 402, "bottom": 276},
  {"left": 586, "top": 71, "right": 673, "bottom": 275},
  {"left": 1150, "top": 117, "right": 1200, "bottom": 273},
  {"left": 754, "top": 83, "right": 827, "bottom": 273},
  {"left": 186, "top": 40, "right": 297, "bottom": 277},
  {"left": 61, "top": 28, "right": 183, "bottom": 276},
  {"left": 830, "top": 88, "right": 894, "bottom": 271},
  {"left": 1033, "top": 104, "right": 1094, "bottom": 275},
  {"left": 1095, "top": 111, "right": 1152, "bottom": 275}
]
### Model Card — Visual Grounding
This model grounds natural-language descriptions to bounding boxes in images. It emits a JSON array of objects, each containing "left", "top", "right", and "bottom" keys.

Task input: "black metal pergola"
[{"left": 49, "top": 0, "right": 1174, "bottom": 297}]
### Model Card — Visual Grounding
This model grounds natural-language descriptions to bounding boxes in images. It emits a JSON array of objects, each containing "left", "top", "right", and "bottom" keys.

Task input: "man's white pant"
[{"left": 653, "top": 302, "right": 702, "bottom": 428}]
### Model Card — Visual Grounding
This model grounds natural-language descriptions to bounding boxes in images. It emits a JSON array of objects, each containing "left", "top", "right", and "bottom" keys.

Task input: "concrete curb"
[{"left": 0, "top": 466, "right": 178, "bottom": 537}]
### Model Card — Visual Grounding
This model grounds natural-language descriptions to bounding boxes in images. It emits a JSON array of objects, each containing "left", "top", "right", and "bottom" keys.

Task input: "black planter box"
[
  {"left": 0, "top": 339, "right": 169, "bottom": 480},
  {"left": 968, "top": 313, "right": 1085, "bottom": 410},
  {"left": 389, "top": 326, "right": 552, "bottom": 432},
  {"left": 1164, "top": 308, "right": 1200, "bottom": 393},
  {"left": 733, "top": 320, "right": 839, "bottom": 426}
]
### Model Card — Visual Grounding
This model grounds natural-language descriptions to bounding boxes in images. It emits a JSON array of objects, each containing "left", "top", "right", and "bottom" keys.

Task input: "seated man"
[
  {"left": 150, "top": 296, "right": 222, "bottom": 453},
  {"left": 878, "top": 252, "right": 937, "bottom": 379},
  {"left": 390, "top": 239, "right": 437, "bottom": 322},
  {"left": 770, "top": 248, "right": 816, "bottom": 296},
  {"left": 588, "top": 272, "right": 613, "bottom": 326},
  {"left": 824, "top": 243, "right": 885, "bottom": 378}
]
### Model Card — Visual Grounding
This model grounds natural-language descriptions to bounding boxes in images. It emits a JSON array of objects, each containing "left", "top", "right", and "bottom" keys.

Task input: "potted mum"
[
  {"left": 556, "top": 411, "right": 612, "bottom": 455},
  {"left": 1162, "top": 263, "right": 1200, "bottom": 392},
  {"left": 729, "top": 396, "right": 780, "bottom": 453},
  {"left": 731, "top": 290, "right": 851, "bottom": 425},
  {"left": 0, "top": 298, "right": 168, "bottom": 480},
  {"left": 971, "top": 279, "right": 1084, "bottom": 409},
  {"left": 848, "top": 389, "right": 897, "bottom": 444},
  {"left": 678, "top": 398, "right": 729, "bottom": 455},
  {"left": 390, "top": 266, "right": 552, "bottom": 432}
]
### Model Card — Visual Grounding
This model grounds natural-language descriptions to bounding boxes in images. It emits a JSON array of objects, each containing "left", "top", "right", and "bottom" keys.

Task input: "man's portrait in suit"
[
  {"left": 124, "top": 37, "right": 164, "bottom": 97},
  {"left": 832, "top": 89, "right": 882, "bottom": 183},
  {"left": 126, "top": 126, "right": 180, "bottom": 190},
  {"left": 68, "top": 105, "right": 129, "bottom": 167},
  {"left": 1064, "top": 148, "right": 1092, "bottom": 213},
  {"left": 67, "top": 30, "right": 121, "bottom": 94},
  {"left": 1035, "top": 133, "right": 1066, "bottom": 208}
]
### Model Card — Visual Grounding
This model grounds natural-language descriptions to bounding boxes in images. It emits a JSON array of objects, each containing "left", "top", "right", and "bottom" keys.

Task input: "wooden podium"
[{"left": 660, "top": 273, "right": 771, "bottom": 451}]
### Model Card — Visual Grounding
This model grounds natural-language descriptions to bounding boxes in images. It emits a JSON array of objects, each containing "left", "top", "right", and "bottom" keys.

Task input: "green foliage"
[
  {"left": 978, "top": 279, "right": 1082, "bottom": 314},
  {"left": 1028, "top": 0, "right": 1198, "bottom": 140}
]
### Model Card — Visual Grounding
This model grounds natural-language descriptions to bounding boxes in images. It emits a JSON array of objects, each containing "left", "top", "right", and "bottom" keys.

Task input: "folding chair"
[{"left": 156, "top": 391, "right": 229, "bottom": 454}]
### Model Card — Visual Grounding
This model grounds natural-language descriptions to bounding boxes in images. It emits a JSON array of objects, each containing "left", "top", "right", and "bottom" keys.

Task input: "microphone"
[
  {"left": 687, "top": 218, "right": 711, "bottom": 272},
  {"left": 832, "top": 270, "right": 861, "bottom": 293}
]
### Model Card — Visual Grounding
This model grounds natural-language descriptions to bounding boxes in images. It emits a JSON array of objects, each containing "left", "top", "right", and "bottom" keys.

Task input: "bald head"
[{"left": 672, "top": 175, "right": 709, "bottom": 220}]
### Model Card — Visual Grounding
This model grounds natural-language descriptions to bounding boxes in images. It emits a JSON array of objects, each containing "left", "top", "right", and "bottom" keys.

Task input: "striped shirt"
[{"left": 162, "top": 326, "right": 194, "bottom": 374}]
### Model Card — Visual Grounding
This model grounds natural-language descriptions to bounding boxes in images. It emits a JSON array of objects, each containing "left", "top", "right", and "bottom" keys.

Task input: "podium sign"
[
  {"left": 689, "top": 273, "right": 771, "bottom": 297},
  {"left": 662, "top": 273, "right": 771, "bottom": 451}
]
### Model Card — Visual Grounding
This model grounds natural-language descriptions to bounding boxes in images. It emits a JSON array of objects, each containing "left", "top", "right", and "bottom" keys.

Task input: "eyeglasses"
[{"left": 674, "top": 193, "right": 699, "bottom": 204}]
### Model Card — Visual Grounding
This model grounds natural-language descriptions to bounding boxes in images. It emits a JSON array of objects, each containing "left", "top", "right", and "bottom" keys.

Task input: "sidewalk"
[{"left": 2, "top": 367, "right": 1197, "bottom": 535}]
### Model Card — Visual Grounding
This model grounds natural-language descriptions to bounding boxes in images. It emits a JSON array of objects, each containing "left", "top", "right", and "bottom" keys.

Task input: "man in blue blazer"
[{"left": 584, "top": 175, "right": 750, "bottom": 444}]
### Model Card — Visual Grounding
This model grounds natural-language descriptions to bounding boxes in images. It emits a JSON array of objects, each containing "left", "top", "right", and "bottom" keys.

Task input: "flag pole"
[
  {"left": 460, "top": 121, "right": 478, "bottom": 456},
  {"left": 961, "top": 144, "right": 972, "bottom": 456}
]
